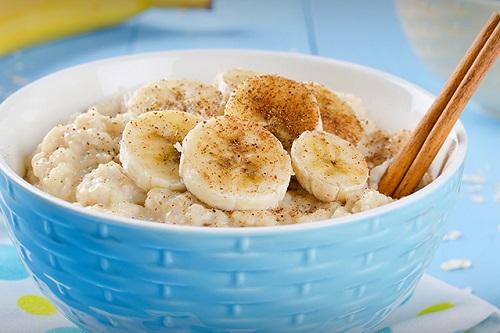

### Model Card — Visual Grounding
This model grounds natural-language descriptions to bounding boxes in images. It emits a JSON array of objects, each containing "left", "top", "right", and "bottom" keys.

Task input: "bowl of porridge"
[{"left": 0, "top": 50, "right": 466, "bottom": 333}]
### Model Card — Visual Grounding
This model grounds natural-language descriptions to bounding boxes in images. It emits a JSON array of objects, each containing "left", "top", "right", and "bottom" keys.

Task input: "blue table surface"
[{"left": 0, "top": 0, "right": 498, "bottom": 307}]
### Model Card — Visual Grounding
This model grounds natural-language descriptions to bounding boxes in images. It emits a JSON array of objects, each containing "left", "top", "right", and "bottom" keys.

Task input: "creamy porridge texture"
[{"left": 26, "top": 69, "right": 414, "bottom": 227}]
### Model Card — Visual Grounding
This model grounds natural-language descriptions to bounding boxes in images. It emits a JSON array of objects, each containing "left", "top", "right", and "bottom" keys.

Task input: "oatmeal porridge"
[{"left": 26, "top": 69, "right": 416, "bottom": 227}]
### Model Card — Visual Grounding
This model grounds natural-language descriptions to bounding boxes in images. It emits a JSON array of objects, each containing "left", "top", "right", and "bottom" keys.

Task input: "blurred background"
[{"left": 0, "top": 0, "right": 499, "bottom": 307}]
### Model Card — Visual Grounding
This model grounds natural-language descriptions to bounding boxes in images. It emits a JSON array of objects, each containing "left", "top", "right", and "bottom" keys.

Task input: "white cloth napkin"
[
  {"left": 0, "top": 222, "right": 499, "bottom": 333},
  {"left": 374, "top": 275, "right": 500, "bottom": 333}
]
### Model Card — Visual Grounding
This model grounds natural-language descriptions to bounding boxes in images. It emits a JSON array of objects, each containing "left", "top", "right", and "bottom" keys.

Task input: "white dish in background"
[{"left": 396, "top": 0, "right": 500, "bottom": 118}]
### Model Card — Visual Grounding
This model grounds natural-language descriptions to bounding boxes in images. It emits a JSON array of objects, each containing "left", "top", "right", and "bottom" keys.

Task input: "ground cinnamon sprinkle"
[
  {"left": 226, "top": 75, "right": 321, "bottom": 149},
  {"left": 358, "top": 129, "right": 411, "bottom": 168},
  {"left": 306, "top": 82, "right": 364, "bottom": 145}
]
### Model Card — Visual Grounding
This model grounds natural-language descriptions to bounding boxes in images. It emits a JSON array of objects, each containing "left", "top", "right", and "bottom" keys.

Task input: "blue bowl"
[{"left": 0, "top": 50, "right": 467, "bottom": 332}]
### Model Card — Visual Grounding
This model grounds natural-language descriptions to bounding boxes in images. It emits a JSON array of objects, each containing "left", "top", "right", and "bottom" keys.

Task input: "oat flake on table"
[
  {"left": 440, "top": 259, "right": 473, "bottom": 271},
  {"left": 464, "top": 184, "right": 483, "bottom": 193},
  {"left": 462, "top": 174, "right": 486, "bottom": 184},
  {"left": 442, "top": 230, "right": 462, "bottom": 241},
  {"left": 10, "top": 75, "right": 28, "bottom": 86},
  {"left": 470, "top": 195, "right": 485, "bottom": 204}
]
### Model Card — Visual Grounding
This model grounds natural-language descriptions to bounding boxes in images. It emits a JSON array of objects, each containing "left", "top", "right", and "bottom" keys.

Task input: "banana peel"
[{"left": 0, "top": 0, "right": 211, "bottom": 55}]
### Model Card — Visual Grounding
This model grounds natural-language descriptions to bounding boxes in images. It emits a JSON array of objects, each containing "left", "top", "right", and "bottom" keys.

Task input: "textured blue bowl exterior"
[{"left": 0, "top": 163, "right": 462, "bottom": 333}]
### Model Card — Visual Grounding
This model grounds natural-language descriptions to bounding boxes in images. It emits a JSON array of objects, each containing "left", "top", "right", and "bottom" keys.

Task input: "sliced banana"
[
  {"left": 215, "top": 68, "right": 259, "bottom": 99},
  {"left": 179, "top": 116, "right": 292, "bottom": 211},
  {"left": 225, "top": 75, "right": 322, "bottom": 150},
  {"left": 120, "top": 110, "right": 200, "bottom": 191},
  {"left": 291, "top": 130, "right": 368, "bottom": 202},
  {"left": 305, "top": 82, "right": 364, "bottom": 145},
  {"left": 128, "top": 79, "right": 224, "bottom": 118}
]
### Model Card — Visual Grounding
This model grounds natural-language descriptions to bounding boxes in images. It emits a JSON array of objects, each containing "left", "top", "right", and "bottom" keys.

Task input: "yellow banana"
[{"left": 0, "top": 0, "right": 211, "bottom": 55}]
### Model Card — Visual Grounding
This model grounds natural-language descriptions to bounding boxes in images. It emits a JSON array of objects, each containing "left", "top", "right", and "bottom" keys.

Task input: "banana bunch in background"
[{"left": 0, "top": 0, "right": 211, "bottom": 55}]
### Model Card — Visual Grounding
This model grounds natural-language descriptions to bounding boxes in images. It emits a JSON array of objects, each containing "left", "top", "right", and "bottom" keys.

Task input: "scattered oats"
[
  {"left": 464, "top": 184, "right": 483, "bottom": 193},
  {"left": 174, "top": 142, "right": 182, "bottom": 153},
  {"left": 462, "top": 287, "right": 473, "bottom": 294},
  {"left": 462, "top": 174, "right": 486, "bottom": 184},
  {"left": 440, "top": 259, "right": 472, "bottom": 271},
  {"left": 10, "top": 75, "right": 28, "bottom": 86},
  {"left": 470, "top": 195, "right": 485, "bottom": 204},
  {"left": 443, "top": 230, "right": 462, "bottom": 241}
]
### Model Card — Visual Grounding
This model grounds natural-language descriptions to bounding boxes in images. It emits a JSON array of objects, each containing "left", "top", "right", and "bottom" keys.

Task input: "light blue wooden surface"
[{"left": 0, "top": 0, "right": 498, "bottom": 307}]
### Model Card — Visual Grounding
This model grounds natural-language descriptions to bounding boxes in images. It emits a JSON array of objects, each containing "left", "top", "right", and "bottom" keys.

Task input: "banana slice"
[
  {"left": 128, "top": 79, "right": 224, "bottom": 118},
  {"left": 120, "top": 110, "right": 200, "bottom": 191},
  {"left": 179, "top": 116, "right": 292, "bottom": 211},
  {"left": 305, "top": 82, "right": 364, "bottom": 145},
  {"left": 215, "top": 68, "right": 259, "bottom": 99},
  {"left": 291, "top": 130, "right": 368, "bottom": 202},
  {"left": 225, "top": 75, "right": 322, "bottom": 150}
]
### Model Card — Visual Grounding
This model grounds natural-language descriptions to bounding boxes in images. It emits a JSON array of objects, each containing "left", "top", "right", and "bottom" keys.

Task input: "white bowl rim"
[{"left": 0, "top": 49, "right": 467, "bottom": 235}]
